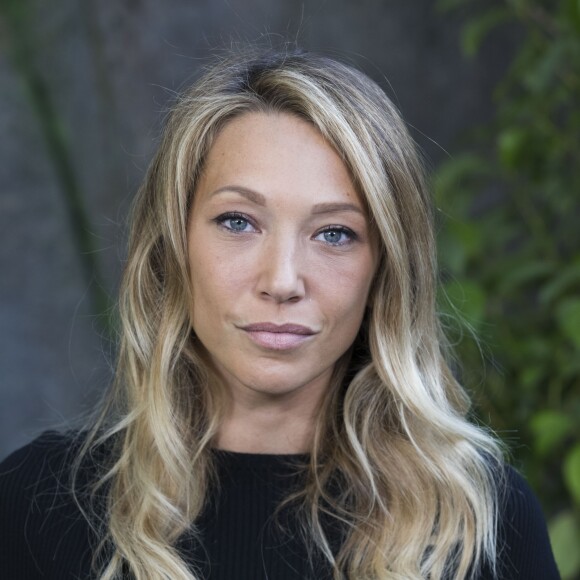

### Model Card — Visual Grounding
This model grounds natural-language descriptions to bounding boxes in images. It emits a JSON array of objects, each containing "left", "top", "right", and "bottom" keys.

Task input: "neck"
[
  {"left": 215, "top": 401, "right": 317, "bottom": 454},
  {"left": 214, "top": 377, "right": 331, "bottom": 453},
  {"left": 212, "top": 364, "right": 333, "bottom": 454}
]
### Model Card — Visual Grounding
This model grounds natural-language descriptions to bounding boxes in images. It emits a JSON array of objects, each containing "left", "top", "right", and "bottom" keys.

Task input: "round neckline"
[
  {"left": 210, "top": 448, "right": 310, "bottom": 472},
  {"left": 211, "top": 448, "right": 309, "bottom": 460}
]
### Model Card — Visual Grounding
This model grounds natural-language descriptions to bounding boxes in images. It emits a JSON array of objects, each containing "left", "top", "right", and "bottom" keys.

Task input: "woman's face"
[{"left": 187, "top": 112, "right": 377, "bottom": 407}]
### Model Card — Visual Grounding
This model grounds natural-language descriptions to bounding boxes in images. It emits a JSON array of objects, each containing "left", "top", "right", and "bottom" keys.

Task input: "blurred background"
[{"left": 0, "top": 0, "right": 578, "bottom": 576}]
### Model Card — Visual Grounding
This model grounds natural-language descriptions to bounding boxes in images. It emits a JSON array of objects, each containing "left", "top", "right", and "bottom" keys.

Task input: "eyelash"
[
  {"left": 213, "top": 212, "right": 256, "bottom": 233},
  {"left": 315, "top": 225, "right": 357, "bottom": 246},
  {"left": 213, "top": 212, "right": 357, "bottom": 247}
]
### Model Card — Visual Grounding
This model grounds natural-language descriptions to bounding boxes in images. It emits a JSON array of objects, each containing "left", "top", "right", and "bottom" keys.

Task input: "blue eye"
[
  {"left": 214, "top": 213, "right": 255, "bottom": 233},
  {"left": 315, "top": 227, "right": 355, "bottom": 246},
  {"left": 226, "top": 217, "right": 249, "bottom": 231}
]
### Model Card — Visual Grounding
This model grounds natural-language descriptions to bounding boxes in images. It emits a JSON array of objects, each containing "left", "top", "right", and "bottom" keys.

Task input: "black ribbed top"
[
  {"left": 185, "top": 449, "right": 320, "bottom": 579},
  {"left": 0, "top": 432, "right": 560, "bottom": 579}
]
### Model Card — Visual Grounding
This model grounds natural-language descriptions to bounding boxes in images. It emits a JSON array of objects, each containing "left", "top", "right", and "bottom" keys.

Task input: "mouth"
[{"left": 239, "top": 322, "right": 317, "bottom": 351}]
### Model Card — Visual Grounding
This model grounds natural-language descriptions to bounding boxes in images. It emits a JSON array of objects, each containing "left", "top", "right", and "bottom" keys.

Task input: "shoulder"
[
  {"left": 0, "top": 429, "right": 78, "bottom": 475},
  {"left": 0, "top": 431, "right": 100, "bottom": 579},
  {"left": 494, "top": 465, "right": 560, "bottom": 580},
  {"left": 0, "top": 430, "right": 88, "bottom": 506},
  {"left": 0, "top": 430, "right": 79, "bottom": 511}
]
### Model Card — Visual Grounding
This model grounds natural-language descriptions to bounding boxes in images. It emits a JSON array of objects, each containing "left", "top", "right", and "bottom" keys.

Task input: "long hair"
[{"left": 73, "top": 48, "right": 503, "bottom": 579}]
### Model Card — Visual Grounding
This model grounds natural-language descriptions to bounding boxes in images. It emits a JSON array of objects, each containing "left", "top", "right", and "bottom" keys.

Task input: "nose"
[{"left": 256, "top": 234, "right": 306, "bottom": 304}]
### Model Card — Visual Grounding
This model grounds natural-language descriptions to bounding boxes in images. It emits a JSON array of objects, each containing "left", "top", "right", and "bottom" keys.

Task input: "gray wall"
[{"left": 0, "top": 0, "right": 513, "bottom": 460}]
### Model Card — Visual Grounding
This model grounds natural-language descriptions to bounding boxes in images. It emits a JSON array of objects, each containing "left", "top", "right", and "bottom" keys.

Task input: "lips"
[
  {"left": 240, "top": 322, "right": 317, "bottom": 350},
  {"left": 242, "top": 322, "right": 315, "bottom": 334}
]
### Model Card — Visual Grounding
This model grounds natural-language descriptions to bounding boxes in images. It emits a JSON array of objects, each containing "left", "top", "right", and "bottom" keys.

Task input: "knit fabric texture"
[{"left": 0, "top": 431, "right": 560, "bottom": 579}]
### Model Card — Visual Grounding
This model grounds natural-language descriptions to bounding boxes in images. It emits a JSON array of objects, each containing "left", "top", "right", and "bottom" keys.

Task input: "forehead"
[{"left": 195, "top": 112, "right": 364, "bottom": 209}]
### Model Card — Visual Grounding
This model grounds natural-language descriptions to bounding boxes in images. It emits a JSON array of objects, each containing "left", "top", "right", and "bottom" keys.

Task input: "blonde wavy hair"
[{"left": 73, "top": 48, "right": 503, "bottom": 579}]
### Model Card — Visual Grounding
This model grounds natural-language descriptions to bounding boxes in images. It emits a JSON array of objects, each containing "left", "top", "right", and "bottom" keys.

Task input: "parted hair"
[{"left": 73, "top": 48, "right": 503, "bottom": 579}]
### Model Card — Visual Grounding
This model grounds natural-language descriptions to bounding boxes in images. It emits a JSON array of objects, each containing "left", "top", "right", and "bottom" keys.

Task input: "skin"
[{"left": 187, "top": 112, "right": 377, "bottom": 453}]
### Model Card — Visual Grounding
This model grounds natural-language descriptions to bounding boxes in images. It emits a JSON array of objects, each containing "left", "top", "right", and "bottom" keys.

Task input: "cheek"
[
  {"left": 188, "top": 244, "right": 255, "bottom": 333},
  {"left": 313, "top": 260, "right": 374, "bottom": 345},
  {"left": 190, "top": 240, "right": 238, "bottom": 296},
  {"left": 315, "top": 254, "right": 375, "bottom": 307},
  {"left": 189, "top": 244, "right": 222, "bottom": 328}
]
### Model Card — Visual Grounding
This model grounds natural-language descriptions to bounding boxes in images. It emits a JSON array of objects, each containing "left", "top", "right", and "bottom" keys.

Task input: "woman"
[{"left": 0, "top": 49, "right": 559, "bottom": 579}]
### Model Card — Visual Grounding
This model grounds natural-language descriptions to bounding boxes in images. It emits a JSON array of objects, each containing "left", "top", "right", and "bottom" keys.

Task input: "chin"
[
  {"left": 247, "top": 363, "right": 333, "bottom": 398},
  {"left": 243, "top": 370, "right": 311, "bottom": 395}
]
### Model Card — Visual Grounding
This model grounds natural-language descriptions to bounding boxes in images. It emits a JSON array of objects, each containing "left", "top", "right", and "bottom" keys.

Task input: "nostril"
[{"left": 259, "top": 288, "right": 304, "bottom": 304}]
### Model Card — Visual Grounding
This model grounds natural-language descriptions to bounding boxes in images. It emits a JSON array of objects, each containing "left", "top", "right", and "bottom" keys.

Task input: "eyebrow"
[
  {"left": 210, "top": 186, "right": 266, "bottom": 206},
  {"left": 210, "top": 185, "right": 365, "bottom": 216},
  {"left": 311, "top": 202, "right": 364, "bottom": 216}
]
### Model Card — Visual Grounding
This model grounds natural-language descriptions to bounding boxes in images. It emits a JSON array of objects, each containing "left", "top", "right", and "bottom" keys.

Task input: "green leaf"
[
  {"left": 556, "top": 299, "right": 580, "bottom": 349},
  {"left": 498, "top": 260, "right": 556, "bottom": 295},
  {"left": 439, "top": 234, "right": 468, "bottom": 274},
  {"left": 523, "top": 42, "right": 568, "bottom": 93},
  {"left": 497, "top": 128, "right": 528, "bottom": 169},
  {"left": 461, "top": 8, "right": 512, "bottom": 57},
  {"left": 564, "top": 445, "right": 580, "bottom": 505},
  {"left": 549, "top": 511, "right": 580, "bottom": 579},
  {"left": 539, "top": 260, "right": 580, "bottom": 304},
  {"left": 435, "top": 154, "right": 488, "bottom": 208},
  {"left": 530, "top": 411, "right": 574, "bottom": 456},
  {"left": 520, "top": 366, "right": 543, "bottom": 390},
  {"left": 439, "top": 219, "right": 484, "bottom": 274}
]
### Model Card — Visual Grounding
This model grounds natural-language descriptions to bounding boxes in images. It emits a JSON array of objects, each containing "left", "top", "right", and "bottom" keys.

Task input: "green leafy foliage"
[
  {"left": 437, "top": 1, "right": 580, "bottom": 577},
  {"left": 530, "top": 411, "right": 574, "bottom": 457},
  {"left": 549, "top": 512, "right": 580, "bottom": 579},
  {"left": 564, "top": 445, "right": 580, "bottom": 505}
]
